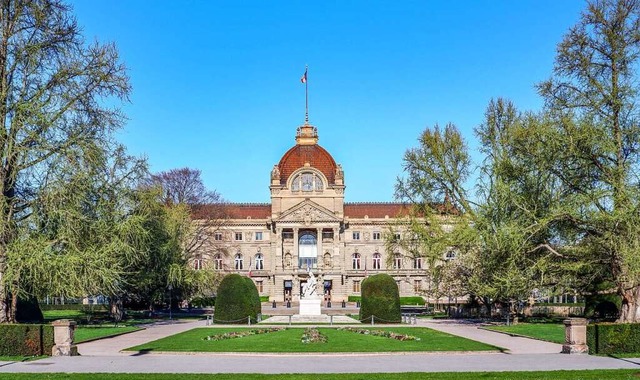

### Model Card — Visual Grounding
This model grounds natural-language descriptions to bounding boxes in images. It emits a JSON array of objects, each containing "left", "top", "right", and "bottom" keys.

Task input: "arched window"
[
  {"left": 372, "top": 252, "right": 381, "bottom": 270},
  {"left": 193, "top": 255, "right": 203, "bottom": 270},
  {"left": 414, "top": 257, "right": 422, "bottom": 269},
  {"left": 393, "top": 253, "right": 402, "bottom": 269},
  {"left": 291, "top": 172, "right": 324, "bottom": 192},
  {"left": 214, "top": 254, "right": 223, "bottom": 270},
  {"left": 298, "top": 232, "right": 317, "bottom": 268},
  {"left": 352, "top": 253, "right": 361, "bottom": 270},
  {"left": 255, "top": 253, "right": 264, "bottom": 270},
  {"left": 234, "top": 253, "right": 243, "bottom": 270}
]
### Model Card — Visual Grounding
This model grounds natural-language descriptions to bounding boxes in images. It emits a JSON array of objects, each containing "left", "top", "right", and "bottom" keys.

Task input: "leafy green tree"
[
  {"left": 537, "top": 0, "right": 640, "bottom": 322},
  {"left": 0, "top": 0, "right": 130, "bottom": 322}
]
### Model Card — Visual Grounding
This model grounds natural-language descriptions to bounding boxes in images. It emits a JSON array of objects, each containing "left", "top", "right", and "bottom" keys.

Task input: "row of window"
[
  {"left": 214, "top": 231, "right": 265, "bottom": 241},
  {"left": 196, "top": 253, "right": 439, "bottom": 271},
  {"left": 351, "top": 253, "right": 421, "bottom": 270},
  {"left": 351, "top": 232, "right": 401, "bottom": 241},
  {"left": 352, "top": 279, "right": 423, "bottom": 293}
]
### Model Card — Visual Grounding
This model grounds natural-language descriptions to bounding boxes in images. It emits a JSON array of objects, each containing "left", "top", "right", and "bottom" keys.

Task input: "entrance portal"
[{"left": 298, "top": 231, "right": 317, "bottom": 268}]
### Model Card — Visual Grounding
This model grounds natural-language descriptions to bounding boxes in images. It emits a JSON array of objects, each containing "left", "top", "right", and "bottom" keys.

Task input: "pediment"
[{"left": 276, "top": 200, "right": 341, "bottom": 223}]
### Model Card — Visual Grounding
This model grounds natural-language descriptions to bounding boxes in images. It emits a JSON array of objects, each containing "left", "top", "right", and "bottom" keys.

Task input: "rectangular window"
[
  {"left": 352, "top": 231, "right": 360, "bottom": 240},
  {"left": 214, "top": 232, "right": 223, "bottom": 241},
  {"left": 235, "top": 232, "right": 243, "bottom": 241},
  {"left": 282, "top": 231, "right": 294, "bottom": 239},
  {"left": 353, "top": 280, "right": 361, "bottom": 293},
  {"left": 394, "top": 233, "right": 401, "bottom": 240},
  {"left": 372, "top": 232, "right": 381, "bottom": 240},
  {"left": 255, "top": 232, "right": 263, "bottom": 241},
  {"left": 414, "top": 280, "right": 422, "bottom": 292},
  {"left": 256, "top": 281, "right": 264, "bottom": 293}
]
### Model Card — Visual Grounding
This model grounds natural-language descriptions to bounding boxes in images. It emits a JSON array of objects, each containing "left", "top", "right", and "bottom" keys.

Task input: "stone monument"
[{"left": 299, "top": 267, "right": 322, "bottom": 315}]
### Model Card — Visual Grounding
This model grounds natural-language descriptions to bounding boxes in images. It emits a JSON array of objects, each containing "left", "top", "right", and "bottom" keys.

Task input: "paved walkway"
[{"left": 0, "top": 318, "right": 639, "bottom": 374}]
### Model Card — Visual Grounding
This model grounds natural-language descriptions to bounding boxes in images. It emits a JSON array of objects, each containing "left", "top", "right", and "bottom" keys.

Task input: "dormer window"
[{"left": 291, "top": 171, "right": 324, "bottom": 192}]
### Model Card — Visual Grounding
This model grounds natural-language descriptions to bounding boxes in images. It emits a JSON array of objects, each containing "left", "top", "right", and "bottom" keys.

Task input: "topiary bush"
[
  {"left": 243, "top": 276, "right": 262, "bottom": 317},
  {"left": 359, "top": 274, "right": 401, "bottom": 323},
  {"left": 0, "top": 324, "right": 54, "bottom": 356},
  {"left": 587, "top": 322, "right": 640, "bottom": 355},
  {"left": 214, "top": 274, "right": 261, "bottom": 324}
]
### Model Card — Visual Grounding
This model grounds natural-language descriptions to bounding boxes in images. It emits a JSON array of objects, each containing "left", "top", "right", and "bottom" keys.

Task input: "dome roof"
[{"left": 278, "top": 144, "right": 337, "bottom": 185}]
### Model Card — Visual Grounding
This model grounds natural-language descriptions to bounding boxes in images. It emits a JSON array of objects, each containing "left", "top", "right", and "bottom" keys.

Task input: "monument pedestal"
[{"left": 299, "top": 298, "right": 322, "bottom": 315}]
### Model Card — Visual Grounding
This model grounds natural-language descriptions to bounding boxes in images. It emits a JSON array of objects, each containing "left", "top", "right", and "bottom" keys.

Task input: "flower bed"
[
  {"left": 204, "top": 328, "right": 282, "bottom": 341},
  {"left": 301, "top": 328, "right": 327, "bottom": 344},
  {"left": 338, "top": 327, "right": 420, "bottom": 341}
]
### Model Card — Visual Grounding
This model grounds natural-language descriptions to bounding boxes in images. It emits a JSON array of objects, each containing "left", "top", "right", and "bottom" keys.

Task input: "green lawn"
[
  {"left": 127, "top": 327, "right": 500, "bottom": 353},
  {"left": 75, "top": 326, "right": 142, "bottom": 343},
  {"left": 0, "top": 371, "right": 639, "bottom": 380},
  {"left": 484, "top": 323, "right": 565, "bottom": 344}
]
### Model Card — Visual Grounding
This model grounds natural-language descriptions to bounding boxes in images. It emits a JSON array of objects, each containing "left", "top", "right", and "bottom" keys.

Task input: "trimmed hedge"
[
  {"left": 39, "top": 304, "right": 108, "bottom": 312},
  {"left": 0, "top": 324, "right": 54, "bottom": 356},
  {"left": 214, "top": 274, "right": 261, "bottom": 324},
  {"left": 587, "top": 322, "right": 640, "bottom": 355},
  {"left": 359, "top": 274, "right": 401, "bottom": 323}
]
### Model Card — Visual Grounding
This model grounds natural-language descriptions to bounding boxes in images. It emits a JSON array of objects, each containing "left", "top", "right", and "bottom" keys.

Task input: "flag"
[{"left": 300, "top": 69, "right": 307, "bottom": 83}]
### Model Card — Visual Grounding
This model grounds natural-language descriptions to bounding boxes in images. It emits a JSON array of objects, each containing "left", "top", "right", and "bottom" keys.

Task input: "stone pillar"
[
  {"left": 293, "top": 228, "right": 299, "bottom": 269},
  {"left": 317, "top": 227, "right": 323, "bottom": 269},
  {"left": 561, "top": 318, "right": 588, "bottom": 354},
  {"left": 52, "top": 319, "right": 79, "bottom": 356}
]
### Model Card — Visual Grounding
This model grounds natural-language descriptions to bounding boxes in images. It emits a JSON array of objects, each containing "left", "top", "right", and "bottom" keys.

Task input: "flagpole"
[{"left": 305, "top": 65, "right": 309, "bottom": 124}]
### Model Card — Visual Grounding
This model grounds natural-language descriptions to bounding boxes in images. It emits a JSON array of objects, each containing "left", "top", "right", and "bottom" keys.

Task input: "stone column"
[
  {"left": 561, "top": 318, "right": 588, "bottom": 354},
  {"left": 52, "top": 319, "right": 79, "bottom": 356},
  {"left": 316, "top": 227, "right": 323, "bottom": 269},
  {"left": 293, "top": 228, "right": 299, "bottom": 269}
]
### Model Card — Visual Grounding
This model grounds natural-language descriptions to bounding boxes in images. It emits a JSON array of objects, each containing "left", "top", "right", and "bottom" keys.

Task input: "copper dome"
[{"left": 277, "top": 144, "right": 337, "bottom": 186}]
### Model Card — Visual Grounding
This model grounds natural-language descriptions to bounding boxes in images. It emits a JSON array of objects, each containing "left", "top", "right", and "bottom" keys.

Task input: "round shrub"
[
  {"left": 242, "top": 276, "right": 262, "bottom": 317},
  {"left": 359, "top": 273, "right": 401, "bottom": 323},
  {"left": 214, "top": 274, "right": 261, "bottom": 323}
]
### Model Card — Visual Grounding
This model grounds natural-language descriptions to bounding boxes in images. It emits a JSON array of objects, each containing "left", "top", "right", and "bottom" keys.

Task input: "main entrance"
[{"left": 298, "top": 231, "right": 317, "bottom": 268}]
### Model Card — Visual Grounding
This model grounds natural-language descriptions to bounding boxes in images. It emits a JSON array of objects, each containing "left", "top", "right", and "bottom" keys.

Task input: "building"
[{"left": 198, "top": 122, "right": 448, "bottom": 304}]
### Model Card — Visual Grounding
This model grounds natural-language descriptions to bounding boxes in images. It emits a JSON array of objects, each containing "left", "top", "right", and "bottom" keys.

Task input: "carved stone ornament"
[
  {"left": 271, "top": 165, "right": 280, "bottom": 180},
  {"left": 279, "top": 202, "right": 339, "bottom": 223},
  {"left": 336, "top": 164, "right": 344, "bottom": 180}
]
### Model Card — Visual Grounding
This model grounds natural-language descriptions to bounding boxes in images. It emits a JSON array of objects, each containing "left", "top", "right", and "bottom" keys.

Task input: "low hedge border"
[
  {"left": 0, "top": 324, "right": 54, "bottom": 356},
  {"left": 587, "top": 322, "right": 640, "bottom": 355},
  {"left": 40, "top": 304, "right": 108, "bottom": 312}
]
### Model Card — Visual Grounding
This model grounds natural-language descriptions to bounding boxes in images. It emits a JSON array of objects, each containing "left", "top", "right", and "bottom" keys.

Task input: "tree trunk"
[
  {"left": 0, "top": 253, "right": 7, "bottom": 323},
  {"left": 618, "top": 285, "right": 640, "bottom": 323},
  {"left": 109, "top": 297, "right": 124, "bottom": 325},
  {"left": 8, "top": 290, "right": 16, "bottom": 323}
]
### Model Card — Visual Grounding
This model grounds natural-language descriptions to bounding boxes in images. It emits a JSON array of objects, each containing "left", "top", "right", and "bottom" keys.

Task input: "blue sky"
[{"left": 70, "top": 0, "right": 586, "bottom": 203}]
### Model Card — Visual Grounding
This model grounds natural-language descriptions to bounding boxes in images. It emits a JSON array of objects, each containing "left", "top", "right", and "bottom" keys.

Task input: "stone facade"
[{"left": 196, "top": 123, "right": 451, "bottom": 304}]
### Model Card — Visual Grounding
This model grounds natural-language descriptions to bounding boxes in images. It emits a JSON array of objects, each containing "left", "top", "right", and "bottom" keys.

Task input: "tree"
[
  {"left": 0, "top": 0, "right": 130, "bottom": 322},
  {"left": 537, "top": 0, "right": 640, "bottom": 322},
  {"left": 398, "top": 0, "right": 640, "bottom": 323},
  {"left": 147, "top": 168, "right": 228, "bottom": 259}
]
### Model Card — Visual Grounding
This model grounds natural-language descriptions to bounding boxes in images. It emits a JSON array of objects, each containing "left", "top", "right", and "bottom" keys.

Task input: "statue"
[
  {"left": 271, "top": 165, "right": 280, "bottom": 180},
  {"left": 302, "top": 267, "right": 318, "bottom": 298}
]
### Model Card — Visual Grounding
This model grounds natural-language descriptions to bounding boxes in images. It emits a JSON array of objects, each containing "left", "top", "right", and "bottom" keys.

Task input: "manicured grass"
[
  {"left": 127, "top": 327, "right": 499, "bottom": 353},
  {"left": 43, "top": 309, "right": 86, "bottom": 320},
  {"left": 75, "top": 326, "right": 142, "bottom": 343},
  {"left": 0, "top": 371, "right": 640, "bottom": 379},
  {"left": 484, "top": 323, "right": 565, "bottom": 344}
]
